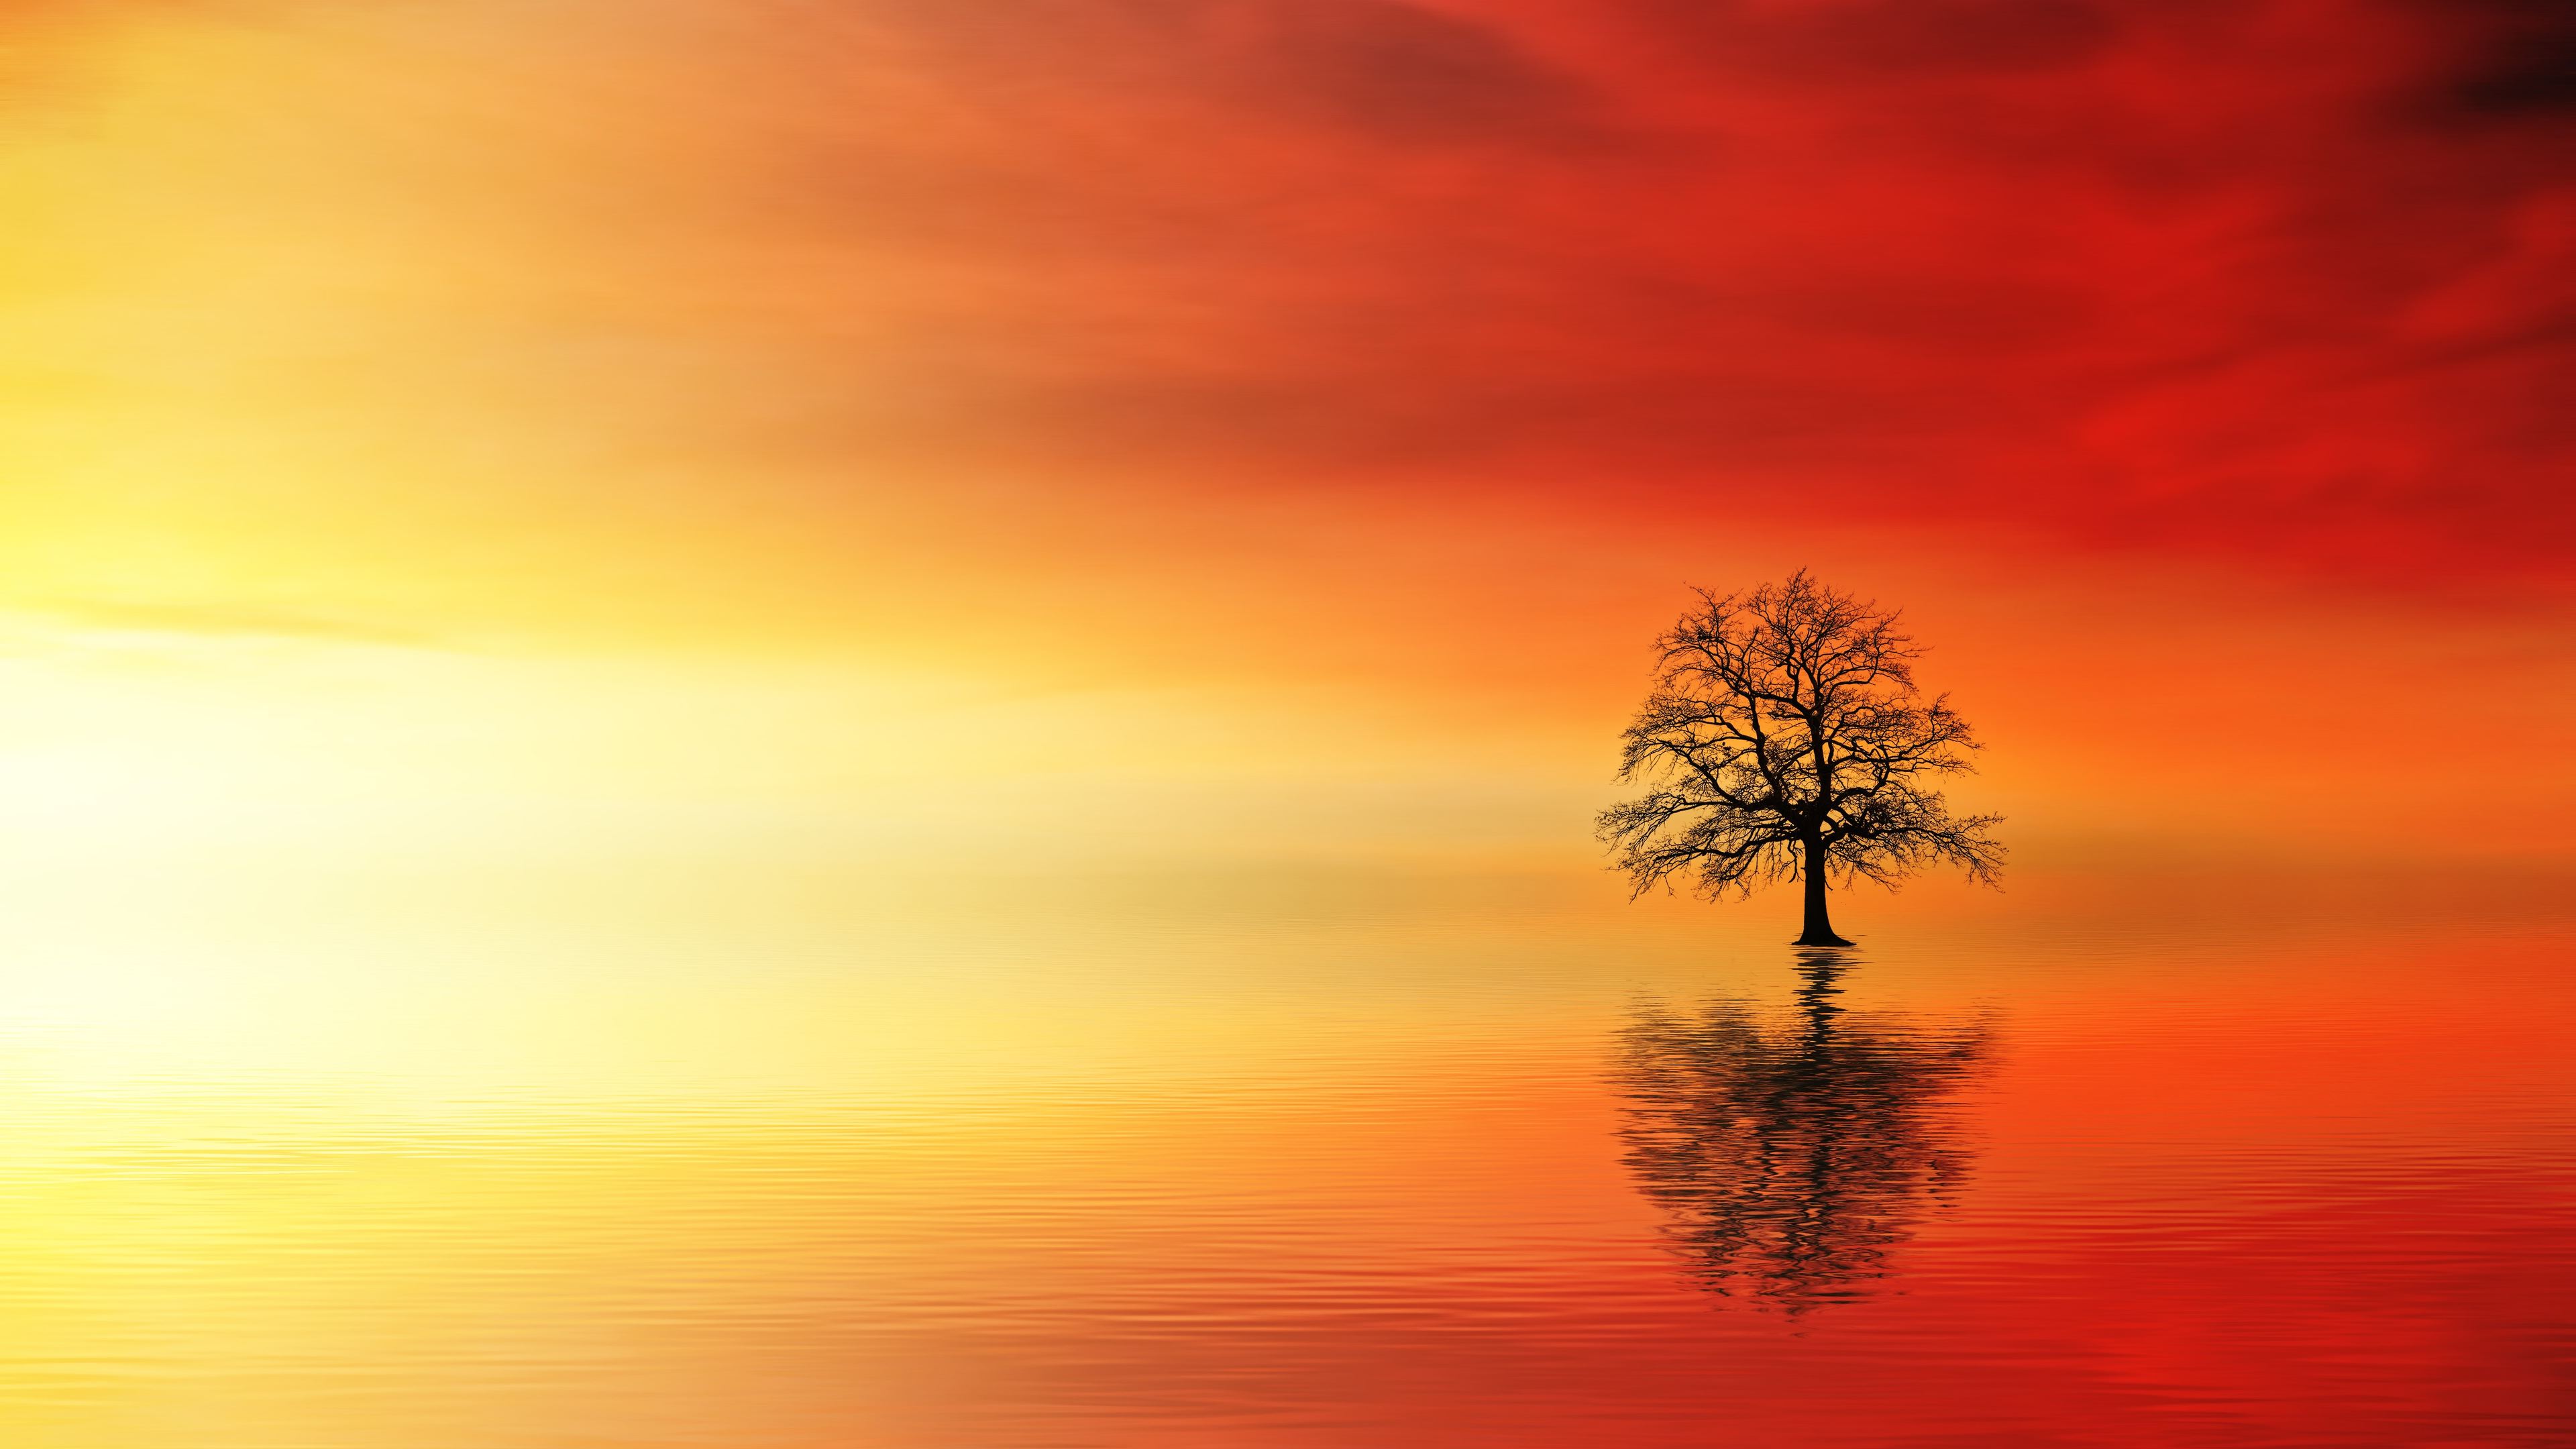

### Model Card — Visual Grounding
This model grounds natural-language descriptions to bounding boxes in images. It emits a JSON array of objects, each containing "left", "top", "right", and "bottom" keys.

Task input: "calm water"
[{"left": 1, "top": 871, "right": 2570, "bottom": 1446}]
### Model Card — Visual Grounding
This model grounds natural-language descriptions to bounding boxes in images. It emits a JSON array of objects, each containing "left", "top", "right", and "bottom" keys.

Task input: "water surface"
[{"left": 1, "top": 870, "right": 2569, "bottom": 1446}]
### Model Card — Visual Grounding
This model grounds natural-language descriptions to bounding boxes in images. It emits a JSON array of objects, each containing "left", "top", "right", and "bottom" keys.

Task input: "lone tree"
[{"left": 1596, "top": 571, "right": 2003, "bottom": 946}]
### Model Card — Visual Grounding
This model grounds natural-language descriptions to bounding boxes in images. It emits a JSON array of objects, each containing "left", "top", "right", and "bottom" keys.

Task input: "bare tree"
[{"left": 1596, "top": 570, "right": 2003, "bottom": 946}]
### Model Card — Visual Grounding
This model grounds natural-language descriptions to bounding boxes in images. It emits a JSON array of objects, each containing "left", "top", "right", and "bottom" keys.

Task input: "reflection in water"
[{"left": 1615, "top": 952, "right": 1992, "bottom": 1311}]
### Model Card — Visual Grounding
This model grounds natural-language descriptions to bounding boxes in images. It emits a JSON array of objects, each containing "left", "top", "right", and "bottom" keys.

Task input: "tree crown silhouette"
[{"left": 1596, "top": 570, "right": 2004, "bottom": 945}]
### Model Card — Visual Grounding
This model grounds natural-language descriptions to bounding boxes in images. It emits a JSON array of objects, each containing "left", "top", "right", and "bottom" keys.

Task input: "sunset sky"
[{"left": 1, "top": 0, "right": 2571, "bottom": 1079}]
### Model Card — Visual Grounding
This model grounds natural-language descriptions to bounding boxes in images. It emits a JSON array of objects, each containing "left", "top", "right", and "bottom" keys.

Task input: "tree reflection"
[{"left": 1614, "top": 952, "right": 1992, "bottom": 1311}]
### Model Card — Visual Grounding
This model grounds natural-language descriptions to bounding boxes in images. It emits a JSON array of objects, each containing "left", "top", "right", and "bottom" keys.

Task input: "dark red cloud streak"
[{"left": 713, "top": 0, "right": 2573, "bottom": 594}]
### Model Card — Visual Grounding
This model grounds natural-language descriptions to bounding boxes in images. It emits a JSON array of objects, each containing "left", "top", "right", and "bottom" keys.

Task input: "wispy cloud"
[{"left": 8, "top": 598, "right": 437, "bottom": 649}]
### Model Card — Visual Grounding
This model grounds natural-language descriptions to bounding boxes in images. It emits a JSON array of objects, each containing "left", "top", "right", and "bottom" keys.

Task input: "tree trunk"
[{"left": 1796, "top": 836, "right": 1851, "bottom": 947}]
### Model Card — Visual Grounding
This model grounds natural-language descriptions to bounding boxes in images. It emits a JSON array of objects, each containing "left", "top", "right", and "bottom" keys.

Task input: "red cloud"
[{"left": 697, "top": 0, "right": 2571, "bottom": 595}]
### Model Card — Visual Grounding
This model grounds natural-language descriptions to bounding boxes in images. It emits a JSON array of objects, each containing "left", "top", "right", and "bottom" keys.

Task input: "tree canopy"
[{"left": 1596, "top": 570, "right": 2003, "bottom": 945}]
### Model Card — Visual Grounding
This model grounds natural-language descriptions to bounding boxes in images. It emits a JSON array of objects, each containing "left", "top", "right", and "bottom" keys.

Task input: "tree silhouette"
[
  {"left": 1613, "top": 955, "right": 1991, "bottom": 1311},
  {"left": 1596, "top": 570, "right": 2004, "bottom": 946}
]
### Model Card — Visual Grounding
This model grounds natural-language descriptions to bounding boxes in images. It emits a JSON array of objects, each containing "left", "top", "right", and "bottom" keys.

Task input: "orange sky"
[{"left": 2, "top": 0, "right": 2571, "bottom": 916}]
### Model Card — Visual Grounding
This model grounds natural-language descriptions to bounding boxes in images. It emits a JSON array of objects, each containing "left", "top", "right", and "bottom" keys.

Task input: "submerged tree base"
[{"left": 1794, "top": 931, "right": 1855, "bottom": 948}]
